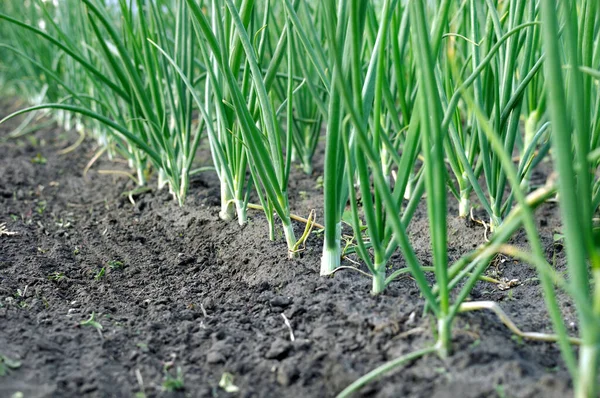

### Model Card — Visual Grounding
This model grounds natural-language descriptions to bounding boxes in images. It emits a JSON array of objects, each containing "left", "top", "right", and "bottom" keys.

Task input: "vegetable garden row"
[{"left": 1, "top": 0, "right": 599, "bottom": 396}]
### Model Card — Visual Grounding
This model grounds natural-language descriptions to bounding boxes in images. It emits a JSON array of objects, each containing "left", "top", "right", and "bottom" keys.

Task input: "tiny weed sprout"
[
  {"left": 47, "top": 272, "right": 65, "bottom": 282},
  {"left": 107, "top": 260, "right": 124, "bottom": 269},
  {"left": 0, "top": 223, "right": 17, "bottom": 236},
  {"left": 31, "top": 153, "right": 47, "bottom": 165},
  {"left": 162, "top": 365, "right": 184, "bottom": 392},
  {"left": 94, "top": 267, "right": 106, "bottom": 281},
  {"left": 80, "top": 312, "right": 103, "bottom": 338},
  {"left": 0, "top": 354, "right": 21, "bottom": 377},
  {"left": 1, "top": 0, "right": 600, "bottom": 396},
  {"left": 219, "top": 372, "right": 240, "bottom": 393}
]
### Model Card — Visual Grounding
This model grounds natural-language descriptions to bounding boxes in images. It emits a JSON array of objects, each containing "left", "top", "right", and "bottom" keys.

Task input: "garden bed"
[{"left": 0, "top": 109, "right": 574, "bottom": 397}]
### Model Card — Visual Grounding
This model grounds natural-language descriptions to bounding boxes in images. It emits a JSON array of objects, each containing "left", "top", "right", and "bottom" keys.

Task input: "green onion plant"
[
  {"left": 440, "top": 0, "right": 550, "bottom": 227},
  {"left": 337, "top": 0, "right": 591, "bottom": 395},
  {"left": 185, "top": 0, "right": 299, "bottom": 254},
  {"left": 539, "top": 0, "right": 600, "bottom": 395},
  {"left": 1, "top": 0, "right": 204, "bottom": 205}
]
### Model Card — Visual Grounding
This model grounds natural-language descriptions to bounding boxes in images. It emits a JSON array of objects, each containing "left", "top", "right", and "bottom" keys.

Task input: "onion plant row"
[{"left": 1, "top": 0, "right": 599, "bottom": 396}]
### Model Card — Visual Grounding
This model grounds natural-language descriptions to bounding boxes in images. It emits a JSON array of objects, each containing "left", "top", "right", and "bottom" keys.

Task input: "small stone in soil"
[
  {"left": 206, "top": 350, "right": 226, "bottom": 364},
  {"left": 292, "top": 338, "right": 312, "bottom": 351},
  {"left": 202, "top": 297, "right": 215, "bottom": 310},
  {"left": 148, "top": 322, "right": 162, "bottom": 331},
  {"left": 189, "top": 349, "right": 204, "bottom": 362},
  {"left": 265, "top": 339, "right": 292, "bottom": 360},
  {"left": 80, "top": 383, "right": 97, "bottom": 393},
  {"left": 128, "top": 350, "right": 138, "bottom": 361},
  {"left": 288, "top": 303, "right": 305, "bottom": 317},
  {"left": 177, "top": 254, "right": 195, "bottom": 266},
  {"left": 269, "top": 296, "right": 292, "bottom": 308},
  {"left": 276, "top": 360, "right": 300, "bottom": 386}
]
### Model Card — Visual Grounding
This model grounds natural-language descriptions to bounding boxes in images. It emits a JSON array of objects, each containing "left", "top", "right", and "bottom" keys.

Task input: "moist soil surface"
[{"left": 0, "top": 102, "right": 577, "bottom": 398}]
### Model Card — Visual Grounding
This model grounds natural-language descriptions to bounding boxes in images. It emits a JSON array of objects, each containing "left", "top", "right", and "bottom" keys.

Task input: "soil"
[{"left": 0, "top": 101, "right": 577, "bottom": 398}]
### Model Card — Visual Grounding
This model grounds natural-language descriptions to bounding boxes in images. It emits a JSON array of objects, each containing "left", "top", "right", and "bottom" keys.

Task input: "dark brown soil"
[{"left": 0, "top": 104, "right": 576, "bottom": 398}]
